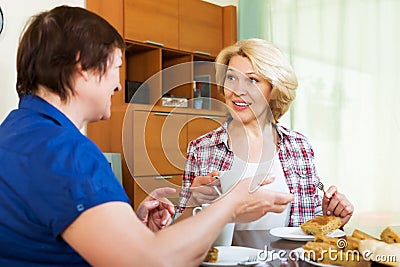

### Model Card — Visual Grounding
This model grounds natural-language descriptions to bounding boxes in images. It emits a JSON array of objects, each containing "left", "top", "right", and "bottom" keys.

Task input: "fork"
[
  {"left": 238, "top": 255, "right": 258, "bottom": 265},
  {"left": 316, "top": 181, "right": 325, "bottom": 193}
]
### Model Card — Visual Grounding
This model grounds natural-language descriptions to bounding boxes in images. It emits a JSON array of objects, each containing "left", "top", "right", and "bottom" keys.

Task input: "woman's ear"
[{"left": 74, "top": 52, "right": 90, "bottom": 81}]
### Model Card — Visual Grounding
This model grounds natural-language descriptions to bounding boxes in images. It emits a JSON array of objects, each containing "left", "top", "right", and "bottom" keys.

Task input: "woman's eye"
[
  {"left": 226, "top": 74, "right": 236, "bottom": 81},
  {"left": 249, "top": 77, "right": 258, "bottom": 84}
]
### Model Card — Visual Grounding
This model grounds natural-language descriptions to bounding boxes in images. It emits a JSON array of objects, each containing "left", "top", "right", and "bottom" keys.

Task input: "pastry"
[
  {"left": 300, "top": 215, "right": 342, "bottom": 235},
  {"left": 352, "top": 229, "right": 378, "bottom": 240},
  {"left": 204, "top": 247, "right": 218, "bottom": 263},
  {"left": 381, "top": 227, "right": 400, "bottom": 244}
]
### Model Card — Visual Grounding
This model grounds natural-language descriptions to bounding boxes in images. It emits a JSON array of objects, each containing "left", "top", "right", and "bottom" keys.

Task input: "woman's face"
[
  {"left": 223, "top": 55, "right": 273, "bottom": 126},
  {"left": 84, "top": 48, "right": 122, "bottom": 122}
]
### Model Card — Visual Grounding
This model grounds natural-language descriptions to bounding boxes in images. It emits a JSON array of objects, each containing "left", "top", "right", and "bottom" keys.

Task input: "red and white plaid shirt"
[{"left": 177, "top": 120, "right": 323, "bottom": 226}]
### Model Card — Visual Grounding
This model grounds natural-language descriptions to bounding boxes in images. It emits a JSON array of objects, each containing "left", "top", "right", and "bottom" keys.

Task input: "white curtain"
[{"left": 240, "top": 0, "right": 400, "bottom": 232}]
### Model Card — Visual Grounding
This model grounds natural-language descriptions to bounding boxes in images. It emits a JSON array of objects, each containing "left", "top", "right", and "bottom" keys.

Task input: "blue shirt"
[{"left": 0, "top": 95, "right": 130, "bottom": 266}]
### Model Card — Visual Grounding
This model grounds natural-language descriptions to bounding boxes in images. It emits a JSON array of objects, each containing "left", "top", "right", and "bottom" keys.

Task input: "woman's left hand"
[
  {"left": 322, "top": 185, "right": 354, "bottom": 227},
  {"left": 136, "top": 187, "right": 176, "bottom": 232}
]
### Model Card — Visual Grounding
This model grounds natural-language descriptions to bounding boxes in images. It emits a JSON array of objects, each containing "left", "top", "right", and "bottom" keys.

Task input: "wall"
[{"left": 0, "top": 0, "right": 84, "bottom": 123}]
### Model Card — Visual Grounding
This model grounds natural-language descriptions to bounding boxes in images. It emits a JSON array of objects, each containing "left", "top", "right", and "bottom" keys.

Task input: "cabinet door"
[
  {"left": 133, "top": 111, "right": 188, "bottom": 176},
  {"left": 124, "top": 0, "right": 179, "bottom": 49},
  {"left": 133, "top": 174, "right": 182, "bottom": 210},
  {"left": 179, "top": 0, "right": 223, "bottom": 57},
  {"left": 187, "top": 114, "right": 225, "bottom": 143}
]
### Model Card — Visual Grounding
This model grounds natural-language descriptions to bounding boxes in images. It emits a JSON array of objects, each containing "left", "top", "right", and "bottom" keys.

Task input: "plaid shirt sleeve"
[
  {"left": 277, "top": 125, "right": 323, "bottom": 226},
  {"left": 176, "top": 142, "right": 197, "bottom": 212}
]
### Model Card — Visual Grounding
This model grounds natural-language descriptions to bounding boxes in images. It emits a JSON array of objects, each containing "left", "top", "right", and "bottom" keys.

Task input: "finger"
[
  {"left": 149, "top": 187, "right": 176, "bottom": 200},
  {"left": 332, "top": 203, "right": 345, "bottom": 217},
  {"left": 244, "top": 200, "right": 288, "bottom": 214},
  {"left": 209, "top": 170, "right": 219, "bottom": 177},
  {"left": 192, "top": 191, "right": 219, "bottom": 203},
  {"left": 160, "top": 209, "right": 171, "bottom": 226},
  {"left": 338, "top": 202, "right": 354, "bottom": 218},
  {"left": 271, "top": 192, "right": 294, "bottom": 205},
  {"left": 324, "top": 185, "right": 337, "bottom": 199},
  {"left": 192, "top": 175, "right": 219, "bottom": 188},
  {"left": 192, "top": 184, "right": 219, "bottom": 196},
  {"left": 136, "top": 200, "right": 159, "bottom": 221},
  {"left": 332, "top": 193, "right": 351, "bottom": 217},
  {"left": 340, "top": 213, "right": 352, "bottom": 227},
  {"left": 258, "top": 174, "right": 276, "bottom": 186},
  {"left": 325, "top": 195, "right": 340, "bottom": 216},
  {"left": 160, "top": 201, "right": 176, "bottom": 216}
]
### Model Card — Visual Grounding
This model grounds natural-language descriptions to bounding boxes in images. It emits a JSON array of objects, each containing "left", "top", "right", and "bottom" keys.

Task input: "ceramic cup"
[
  {"left": 193, "top": 98, "right": 203, "bottom": 109},
  {"left": 192, "top": 204, "right": 235, "bottom": 246}
]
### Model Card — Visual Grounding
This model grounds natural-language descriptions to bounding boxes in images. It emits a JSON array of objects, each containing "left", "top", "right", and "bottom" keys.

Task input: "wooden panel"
[
  {"left": 179, "top": 0, "right": 223, "bottom": 56},
  {"left": 125, "top": 45, "right": 162, "bottom": 104},
  {"left": 124, "top": 0, "right": 179, "bottom": 49},
  {"left": 223, "top": 5, "right": 237, "bottom": 47},
  {"left": 87, "top": 120, "right": 112, "bottom": 152},
  {"left": 187, "top": 115, "right": 225, "bottom": 143},
  {"left": 133, "top": 174, "right": 182, "bottom": 210},
  {"left": 86, "top": 0, "right": 124, "bottom": 35},
  {"left": 133, "top": 111, "right": 188, "bottom": 176},
  {"left": 162, "top": 50, "right": 193, "bottom": 99}
]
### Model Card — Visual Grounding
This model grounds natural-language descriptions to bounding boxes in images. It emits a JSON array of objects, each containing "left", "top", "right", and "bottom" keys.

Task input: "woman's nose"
[{"left": 114, "top": 83, "right": 122, "bottom": 92}]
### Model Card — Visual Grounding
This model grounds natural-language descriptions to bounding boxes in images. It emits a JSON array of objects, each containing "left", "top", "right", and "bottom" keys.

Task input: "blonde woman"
[{"left": 177, "top": 38, "right": 353, "bottom": 229}]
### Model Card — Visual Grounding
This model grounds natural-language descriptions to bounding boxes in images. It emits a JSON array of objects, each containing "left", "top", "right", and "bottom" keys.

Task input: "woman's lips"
[{"left": 232, "top": 101, "right": 251, "bottom": 111}]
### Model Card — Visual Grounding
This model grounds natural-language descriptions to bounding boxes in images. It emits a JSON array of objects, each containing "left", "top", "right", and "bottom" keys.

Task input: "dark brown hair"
[{"left": 16, "top": 5, "right": 125, "bottom": 100}]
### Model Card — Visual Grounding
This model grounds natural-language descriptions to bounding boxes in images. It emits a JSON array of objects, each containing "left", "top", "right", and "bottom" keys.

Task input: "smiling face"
[
  {"left": 223, "top": 55, "right": 273, "bottom": 126},
  {"left": 84, "top": 48, "right": 122, "bottom": 122}
]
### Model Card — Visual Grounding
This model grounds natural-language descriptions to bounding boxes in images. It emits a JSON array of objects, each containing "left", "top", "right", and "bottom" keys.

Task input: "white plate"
[
  {"left": 201, "top": 246, "right": 272, "bottom": 267},
  {"left": 292, "top": 247, "right": 342, "bottom": 267},
  {"left": 270, "top": 227, "right": 346, "bottom": 242}
]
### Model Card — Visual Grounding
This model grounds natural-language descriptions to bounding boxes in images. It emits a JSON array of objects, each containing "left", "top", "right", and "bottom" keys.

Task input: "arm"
[{"left": 62, "top": 177, "right": 293, "bottom": 267}]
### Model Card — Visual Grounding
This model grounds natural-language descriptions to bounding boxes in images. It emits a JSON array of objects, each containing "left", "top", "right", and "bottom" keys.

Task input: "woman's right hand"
[
  {"left": 226, "top": 177, "right": 294, "bottom": 223},
  {"left": 190, "top": 170, "right": 220, "bottom": 205}
]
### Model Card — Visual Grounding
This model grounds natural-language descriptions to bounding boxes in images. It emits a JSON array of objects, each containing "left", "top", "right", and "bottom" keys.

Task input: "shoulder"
[
  {"left": 277, "top": 124, "right": 309, "bottom": 141},
  {"left": 276, "top": 124, "right": 315, "bottom": 154}
]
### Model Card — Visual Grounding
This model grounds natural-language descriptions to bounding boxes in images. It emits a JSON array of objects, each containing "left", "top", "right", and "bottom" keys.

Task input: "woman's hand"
[
  {"left": 322, "top": 185, "right": 354, "bottom": 227},
  {"left": 190, "top": 170, "right": 221, "bottom": 205},
  {"left": 136, "top": 187, "right": 176, "bottom": 232},
  {"left": 225, "top": 176, "right": 294, "bottom": 223}
]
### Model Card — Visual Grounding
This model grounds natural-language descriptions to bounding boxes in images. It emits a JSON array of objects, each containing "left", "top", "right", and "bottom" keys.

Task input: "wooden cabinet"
[
  {"left": 124, "top": 0, "right": 179, "bottom": 49},
  {"left": 132, "top": 110, "right": 188, "bottom": 176},
  {"left": 123, "top": 0, "right": 236, "bottom": 56},
  {"left": 179, "top": 0, "right": 223, "bottom": 56}
]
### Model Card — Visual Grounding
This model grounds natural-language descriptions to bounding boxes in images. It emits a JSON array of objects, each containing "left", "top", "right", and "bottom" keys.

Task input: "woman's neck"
[
  {"left": 228, "top": 120, "right": 278, "bottom": 163},
  {"left": 36, "top": 86, "right": 85, "bottom": 129}
]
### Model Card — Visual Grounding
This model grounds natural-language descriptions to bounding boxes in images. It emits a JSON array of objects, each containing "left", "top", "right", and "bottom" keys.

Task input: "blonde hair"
[{"left": 215, "top": 38, "right": 298, "bottom": 122}]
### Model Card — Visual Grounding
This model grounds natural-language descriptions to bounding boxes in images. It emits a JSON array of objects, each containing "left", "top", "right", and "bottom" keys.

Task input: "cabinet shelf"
[{"left": 125, "top": 41, "right": 223, "bottom": 109}]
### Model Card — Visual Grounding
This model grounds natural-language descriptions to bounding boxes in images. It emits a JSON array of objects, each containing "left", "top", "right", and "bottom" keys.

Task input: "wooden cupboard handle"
[
  {"left": 145, "top": 40, "right": 164, "bottom": 47},
  {"left": 155, "top": 175, "right": 173, "bottom": 180},
  {"left": 201, "top": 115, "right": 221, "bottom": 119},
  {"left": 194, "top": 51, "right": 211, "bottom": 56},
  {"left": 154, "top": 112, "right": 171, "bottom": 116}
]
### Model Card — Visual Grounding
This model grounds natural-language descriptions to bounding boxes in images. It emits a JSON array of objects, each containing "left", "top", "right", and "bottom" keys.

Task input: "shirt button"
[{"left": 76, "top": 204, "right": 85, "bottom": 212}]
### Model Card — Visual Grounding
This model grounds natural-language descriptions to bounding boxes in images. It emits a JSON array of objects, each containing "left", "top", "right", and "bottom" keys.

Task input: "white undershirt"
[{"left": 234, "top": 154, "right": 291, "bottom": 230}]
